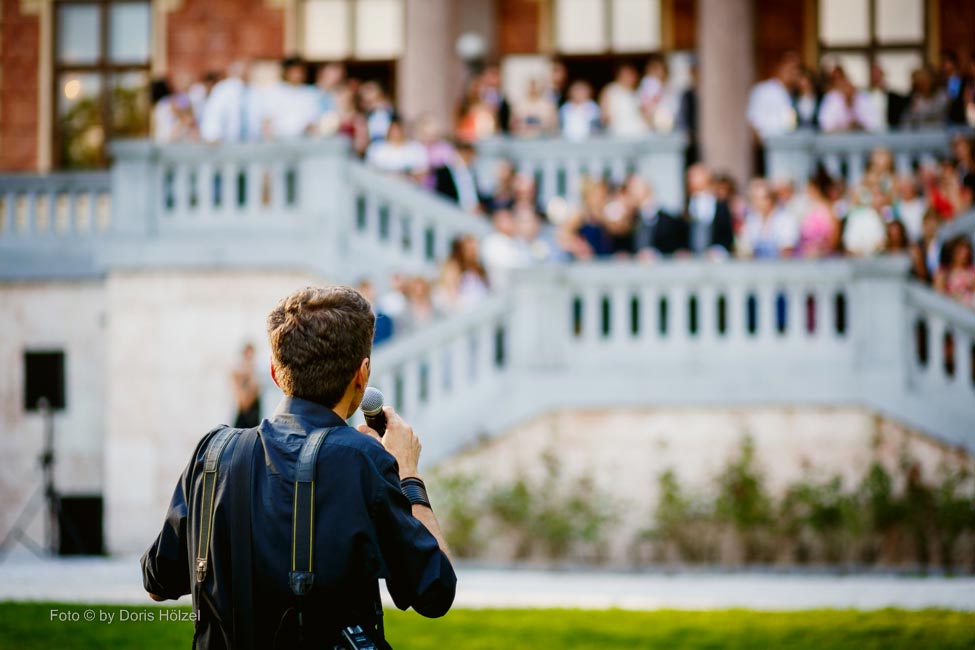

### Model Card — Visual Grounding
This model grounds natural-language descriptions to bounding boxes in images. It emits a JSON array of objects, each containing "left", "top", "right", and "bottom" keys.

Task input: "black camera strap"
[
  {"left": 289, "top": 427, "right": 335, "bottom": 644},
  {"left": 229, "top": 428, "right": 260, "bottom": 650},
  {"left": 195, "top": 426, "right": 237, "bottom": 585}
]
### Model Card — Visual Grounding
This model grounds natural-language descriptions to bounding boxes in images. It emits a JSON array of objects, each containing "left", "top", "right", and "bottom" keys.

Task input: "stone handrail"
[
  {"left": 764, "top": 128, "right": 971, "bottom": 187},
  {"left": 344, "top": 162, "right": 492, "bottom": 279},
  {"left": 364, "top": 257, "right": 974, "bottom": 464},
  {"left": 1, "top": 138, "right": 487, "bottom": 282},
  {"left": 476, "top": 133, "right": 688, "bottom": 212}
]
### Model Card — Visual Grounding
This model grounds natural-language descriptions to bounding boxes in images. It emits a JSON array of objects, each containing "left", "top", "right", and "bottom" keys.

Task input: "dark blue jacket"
[{"left": 141, "top": 397, "right": 456, "bottom": 649}]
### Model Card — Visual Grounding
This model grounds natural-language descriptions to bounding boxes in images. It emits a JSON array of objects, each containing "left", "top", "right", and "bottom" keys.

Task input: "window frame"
[
  {"left": 297, "top": 0, "right": 405, "bottom": 62},
  {"left": 52, "top": 0, "right": 152, "bottom": 169},
  {"left": 552, "top": 0, "right": 663, "bottom": 56},
  {"left": 816, "top": 0, "right": 928, "bottom": 87}
]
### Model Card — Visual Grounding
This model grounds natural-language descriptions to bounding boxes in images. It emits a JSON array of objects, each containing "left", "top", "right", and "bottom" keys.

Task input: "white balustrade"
[
  {"left": 0, "top": 172, "right": 111, "bottom": 240},
  {"left": 476, "top": 134, "right": 687, "bottom": 213},
  {"left": 765, "top": 129, "right": 971, "bottom": 187},
  {"left": 344, "top": 162, "right": 492, "bottom": 279}
]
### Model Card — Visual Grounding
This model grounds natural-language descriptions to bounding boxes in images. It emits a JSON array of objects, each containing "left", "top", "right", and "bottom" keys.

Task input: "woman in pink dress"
[
  {"left": 935, "top": 236, "right": 975, "bottom": 309},
  {"left": 796, "top": 173, "right": 840, "bottom": 258}
]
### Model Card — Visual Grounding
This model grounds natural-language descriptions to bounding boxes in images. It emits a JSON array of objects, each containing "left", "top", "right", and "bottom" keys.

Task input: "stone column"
[
  {"left": 397, "top": 0, "right": 459, "bottom": 132},
  {"left": 697, "top": 0, "right": 755, "bottom": 186}
]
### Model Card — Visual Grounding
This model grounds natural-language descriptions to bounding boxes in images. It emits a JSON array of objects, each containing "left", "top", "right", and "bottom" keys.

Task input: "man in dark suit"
[
  {"left": 685, "top": 164, "right": 734, "bottom": 257},
  {"left": 626, "top": 176, "right": 689, "bottom": 258},
  {"left": 432, "top": 141, "right": 482, "bottom": 213}
]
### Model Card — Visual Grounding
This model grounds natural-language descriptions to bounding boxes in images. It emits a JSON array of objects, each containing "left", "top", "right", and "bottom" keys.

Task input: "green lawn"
[{"left": 1, "top": 602, "right": 972, "bottom": 649}]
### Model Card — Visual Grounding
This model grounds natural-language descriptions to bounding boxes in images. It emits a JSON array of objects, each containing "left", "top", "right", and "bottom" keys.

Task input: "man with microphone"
[{"left": 141, "top": 286, "right": 455, "bottom": 649}]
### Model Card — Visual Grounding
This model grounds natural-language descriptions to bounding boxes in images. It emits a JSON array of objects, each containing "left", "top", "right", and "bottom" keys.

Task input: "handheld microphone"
[{"left": 361, "top": 387, "right": 387, "bottom": 437}]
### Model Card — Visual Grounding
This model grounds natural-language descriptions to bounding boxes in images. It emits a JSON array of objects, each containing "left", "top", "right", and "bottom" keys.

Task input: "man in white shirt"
[
  {"left": 365, "top": 117, "right": 429, "bottom": 177},
  {"left": 747, "top": 51, "right": 800, "bottom": 140},
  {"left": 818, "top": 71, "right": 882, "bottom": 133},
  {"left": 559, "top": 80, "right": 601, "bottom": 141},
  {"left": 262, "top": 57, "right": 321, "bottom": 139},
  {"left": 481, "top": 209, "right": 532, "bottom": 290},
  {"left": 200, "top": 60, "right": 265, "bottom": 143}
]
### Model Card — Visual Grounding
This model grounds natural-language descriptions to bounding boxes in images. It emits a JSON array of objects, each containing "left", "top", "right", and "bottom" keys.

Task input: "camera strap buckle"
[
  {"left": 195, "top": 427, "right": 237, "bottom": 584},
  {"left": 288, "top": 570, "right": 314, "bottom": 596}
]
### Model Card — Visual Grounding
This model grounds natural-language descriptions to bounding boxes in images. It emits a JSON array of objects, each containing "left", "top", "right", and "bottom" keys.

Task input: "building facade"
[{"left": 2, "top": 0, "right": 974, "bottom": 175}]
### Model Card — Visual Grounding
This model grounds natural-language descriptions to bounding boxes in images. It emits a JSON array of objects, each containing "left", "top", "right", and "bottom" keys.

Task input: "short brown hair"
[{"left": 266, "top": 286, "right": 374, "bottom": 408}]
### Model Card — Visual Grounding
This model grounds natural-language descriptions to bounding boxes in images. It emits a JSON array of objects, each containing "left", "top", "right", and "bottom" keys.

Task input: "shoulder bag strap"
[
  {"left": 195, "top": 426, "right": 237, "bottom": 585},
  {"left": 229, "top": 427, "right": 260, "bottom": 650}
]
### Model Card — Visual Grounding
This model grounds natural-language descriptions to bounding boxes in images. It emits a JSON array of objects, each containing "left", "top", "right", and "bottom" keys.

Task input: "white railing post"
[
  {"left": 850, "top": 256, "right": 912, "bottom": 398},
  {"left": 635, "top": 132, "right": 687, "bottom": 213},
  {"left": 296, "top": 138, "right": 352, "bottom": 278},
  {"left": 110, "top": 140, "right": 158, "bottom": 236},
  {"left": 509, "top": 265, "right": 569, "bottom": 372}
]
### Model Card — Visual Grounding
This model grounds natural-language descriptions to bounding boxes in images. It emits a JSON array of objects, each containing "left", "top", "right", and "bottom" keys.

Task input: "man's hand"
[{"left": 358, "top": 406, "right": 422, "bottom": 479}]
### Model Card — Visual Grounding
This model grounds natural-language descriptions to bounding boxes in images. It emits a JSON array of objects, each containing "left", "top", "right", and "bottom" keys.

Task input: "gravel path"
[{"left": 1, "top": 554, "right": 972, "bottom": 611}]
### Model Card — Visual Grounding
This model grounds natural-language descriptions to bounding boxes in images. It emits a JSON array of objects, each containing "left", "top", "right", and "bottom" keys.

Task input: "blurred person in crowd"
[
  {"left": 918, "top": 208, "right": 943, "bottom": 281},
  {"left": 747, "top": 51, "right": 800, "bottom": 140},
  {"left": 677, "top": 62, "right": 700, "bottom": 165},
  {"left": 639, "top": 54, "right": 675, "bottom": 130},
  {"left": 773, "top": 177, "right": 808, "bottom": 230},
  {"left": 512, "top": 78, "right": 558, "bottom": 138},
  {"left": 264, "top": 57, "right": 320, "bottom": 139},
  {"left": 548, "top": 59, "right": 569, "bottom": 107},
  {"left": 438, "top": 235, "right": 490, "bottom": 313},
  {"left": 514, "top": 205, "right": 567, "bottom": 264},
  {"left": 941, "top": 50, "right": 969, "bottom": 126},
  {"left": 149, "top": 78, "right": 185, "bottom": 144},
  {"left": 560, "top": 80, "right": 602, "bottom": 141},
  {"left": 882, "top": 219, "right": 910, "bottom": 254},
  {"left": 794, "top": 67, "right": 820, "bottom": 130},
  {"left": 483, "top": 159, "right": 517, "bottom": 212},
  {"left": 456, "top": 75, "right": 498, "bottom": 142},
  {"left": 316, "top": 62, "right": 346, "bottom": 115},
  {"left": 415, "top": 113, "right": 457, "bottom": 173},
  {"left": 600, "top": 64, "right": 648, "bottom": 137},
  {"left": 626, "top": 175, "right": 688, "bottom": 259},
  {"left": 866, "top": 148, "right": 896, "bottom": 193},
  {"left": 842, "top": 186, "right": 887, "bottom": 256},
  {"left": 324, "top": 84, "right": 368, "bottom": 152},
  {"left": 866, "top": 63, "right": 908, "bottom": 129},
  {"left": 739, "top": 179, "right": 798, "bottom": 259},
  {"left": 965, "top": 50, "right": 975, "bottom": 126},
  {"left": 572, "top": 179, "right": 614, "bottom": 257},
  {"left": 480, "top": 63, "right": 512, "bottom": 133},
  {"left": 188, "top": 71, "right": 220, "bottom": 125},
  {"left": 378, "top": 272, "right": 409, "bottom": 325},
  {"left": 481, "top": 209, "right": 532, "bottom": 289},
  {"left": 433, "top": 141, "right": 481, "bottom": 213},
  {"left": 230, "top": 342, "right": 261, "bottom": 428},
  {"left": 511, "top": 172, "right": 544, "bottom": 216},
  {"left": 356, "top": 279, "right": 395, "bottom": 345},
  {"left": 953, "top": 134, "right": 974, "bottom": 179},
  {"left": 360, "top": 81, "right": 395, "bottom": 143},
  {"left": 686, "top": 164, "right": 734, "bottom": 257},
  {"left": 957, "top": 172, "right": 975, "bottom": 215},
  {"left": 365, "top": 116, "right": 429, "bottom": 178},
  {"left": 603, "top": 187, "right": 638, "bottom": 256},
  {"left": 714, "top": 173, "right": 747, "bottom": 228},
  {"left": 901, "top": 66, "right": 948, "bottom": 128},
  {"left": 818, "top": 67, "right": 881, "bottom": 132},
  {"left": 892, "top": 174, "right": 927, "bottom": 241},
  {"left": 401, "top": 276, "right": 440, "bottom": 333},
  {"left": 201, "top": 60, "right": 264, "bottom": 142},
  {"left": 934, "top": 236, "right": 975, "bottom": 308},
  {"left": 151, "top": 78, "right": 197, "bottom": 143},
  {"left": 796, "top": 171, "right": 840, "bottom": 258}
]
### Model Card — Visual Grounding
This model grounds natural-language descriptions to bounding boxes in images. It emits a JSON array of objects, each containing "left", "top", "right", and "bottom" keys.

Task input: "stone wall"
[
  {"left": 0, "top": 280, "right": 107, "bottom": 544},
  {"left": 435, "top": 406, "right": 973, "bottom": 564}
]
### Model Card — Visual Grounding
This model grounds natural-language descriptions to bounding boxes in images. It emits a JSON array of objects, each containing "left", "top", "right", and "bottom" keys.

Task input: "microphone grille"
[{"left": 361, "top": 386, "right": 385, "bottom": 416}]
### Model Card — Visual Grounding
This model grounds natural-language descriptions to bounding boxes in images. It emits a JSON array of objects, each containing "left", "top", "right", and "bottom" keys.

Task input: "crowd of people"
[
  {"left": 148, "top": 52, "right": 975, "bottom": 344},
  {"left": 749, "top": 50, "right": 975, "bottom": 141}
]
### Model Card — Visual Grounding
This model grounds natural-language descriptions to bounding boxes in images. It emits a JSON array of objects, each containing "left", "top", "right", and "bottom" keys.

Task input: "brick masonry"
[{"left": 0, "top": 0, "right": 41, "bottom": 171}]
